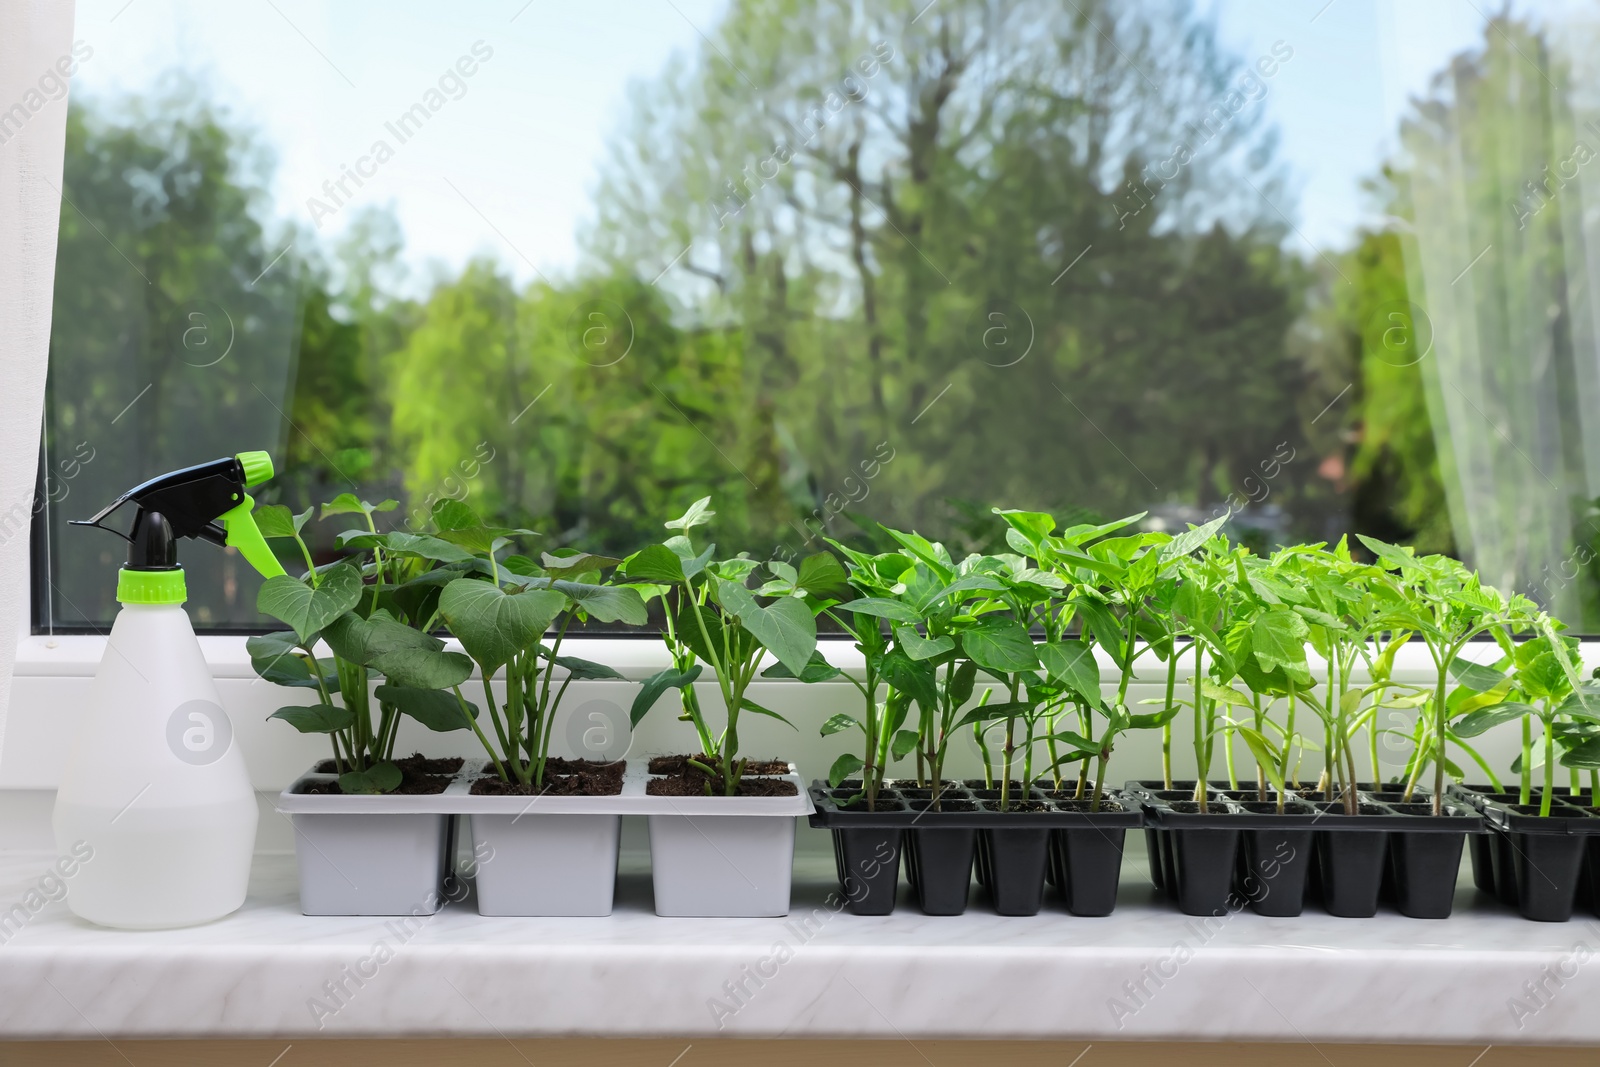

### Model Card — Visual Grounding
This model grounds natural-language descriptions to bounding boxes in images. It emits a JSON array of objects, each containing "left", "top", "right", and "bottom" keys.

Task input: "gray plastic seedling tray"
[{"left": 278, "top": 759, "right": 813, "bottom": 917}]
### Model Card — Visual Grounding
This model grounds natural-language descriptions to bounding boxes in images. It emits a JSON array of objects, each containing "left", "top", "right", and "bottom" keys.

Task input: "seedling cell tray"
[
  {"left": 810, "top": 780, "right": 1140, "bottom": 916},
  {"left": 1449, "top": 784, "right": 1600, "bottom": 922},
  {"left": 1127, "top": 781, "right": 1481, "bottom": 919}
]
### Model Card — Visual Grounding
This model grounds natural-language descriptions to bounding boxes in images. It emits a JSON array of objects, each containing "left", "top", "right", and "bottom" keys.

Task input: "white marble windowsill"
[{"left": 0, "top": 835, "right": 1596, "bottom": 1044}]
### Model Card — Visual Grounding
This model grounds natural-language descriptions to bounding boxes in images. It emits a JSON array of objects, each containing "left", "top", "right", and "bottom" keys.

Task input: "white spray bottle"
[{"left": 54, "top": 451, "right": 286, "bottom": 928}]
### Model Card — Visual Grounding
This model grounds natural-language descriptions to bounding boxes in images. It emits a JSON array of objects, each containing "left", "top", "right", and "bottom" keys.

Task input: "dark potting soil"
[
  {"left": 470, "top": 759, "right": 624, "bottom": 796},
  {"left": 1046, "top": 795, "right": 1128, "bottom": 813},
  {"left": 312, "top": 754, "right": 465, "bottom": 777},
  {"left": 909, "top": 798, "right": 977, "bottom": 812},
  {"left": 980, "top": 800, "right": 1049, "bottom": 813},
  {"left": 964, "top": 779, "right": 1029, "bottom": 791},
  {"left": 299, "top": 755, "right": 457, "bottom": 795},
  {"left": 648, "top": 754, "right": 791, "bottom": 776},
  {"left": 646, "top": 773, "right": 798, "bottom": 797}
]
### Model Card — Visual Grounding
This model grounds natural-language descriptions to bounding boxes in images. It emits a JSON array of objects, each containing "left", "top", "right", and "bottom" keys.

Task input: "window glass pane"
[{"left": 37, "top": 0, "right": 1600, "bottom": 631}]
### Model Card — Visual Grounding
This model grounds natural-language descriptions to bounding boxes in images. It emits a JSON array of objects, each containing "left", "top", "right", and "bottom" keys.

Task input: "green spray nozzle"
[
  {"left": 237, "top": 450, "right": 274, "bottom": 489},
  {"left": 72, "top": 453, "right": 289, "bottom": 602}
]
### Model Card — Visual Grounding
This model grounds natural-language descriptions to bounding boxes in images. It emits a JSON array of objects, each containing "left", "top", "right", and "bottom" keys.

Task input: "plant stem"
[
  {"left": 1520, "top": 716, "right": 1532, "bottom": 806},
  {"left": 456, "top": 685, "right": 508, "bottom": 782},
  {"left": 1431, "top": 657, "right": 1449, "bottom": 817},
  {"left": 1541, "top": 714, "right": 1555, "bottom": 818},
  {"left": 1162, "top": 651, "right": 1178, "bottom": 789}
]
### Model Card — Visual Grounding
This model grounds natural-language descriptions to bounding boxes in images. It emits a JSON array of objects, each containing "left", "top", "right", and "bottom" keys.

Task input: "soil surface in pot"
[
  {"left": 470, "top": 758, "right": 626, "bottom": 796},
  {"left": 648, "top": 754, "right": 791, "bottom": 776},
  {"left": 646, "top": 772, "right": 798, "bottom": 797},
  {"left": 1046, "top": 795, "right": 1128, "bottom": 813},
  {"left": 980, "top": 800, "right": 1049, "bottom": 812},
  {"left": 299, "top": 753, "right": 462, "bottom": 795}
]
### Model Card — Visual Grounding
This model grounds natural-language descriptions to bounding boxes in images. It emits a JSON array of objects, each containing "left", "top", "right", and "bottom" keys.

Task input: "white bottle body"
[{"left": 53, "top": 602, "right": 258, "bottom": 928}]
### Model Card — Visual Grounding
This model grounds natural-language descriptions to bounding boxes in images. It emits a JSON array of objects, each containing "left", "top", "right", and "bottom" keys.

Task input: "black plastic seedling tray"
[
  {"left": 1127, "top": 781, "right": 1481, "bottom": 920},
  {"left": 1448, "top": 783, "right": 1600, "bottom": 922},
  {"left": 809, "top": 780, "right": 1141, "bottom": 917}
]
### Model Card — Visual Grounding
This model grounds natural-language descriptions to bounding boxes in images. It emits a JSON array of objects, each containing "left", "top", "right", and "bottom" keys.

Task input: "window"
[{"left": 35, "top": 0, "right": 1600, "bottom": 631}]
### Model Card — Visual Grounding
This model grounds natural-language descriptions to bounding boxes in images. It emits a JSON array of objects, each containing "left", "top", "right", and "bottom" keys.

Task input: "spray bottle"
[{"left": 54, "top": 451, "right": 286, "bottom": 928}]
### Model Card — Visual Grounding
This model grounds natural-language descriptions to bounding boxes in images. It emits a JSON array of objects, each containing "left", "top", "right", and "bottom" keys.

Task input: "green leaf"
[
  {"left": 1356, "top": 534, "right": 1417, "bottom": 571},
  {"left": 629, "top": 664, "right": 703, "bottom": 727},
  {"left": 838, "top": 596, "right": 920, "bottom": 622},
  {"left": 542, "top": 550, "right": 623, "bottom": 573},
  {"left": 762, "top": 650, "right": 843, "bottom": 683},
  {"left": 666, "top": 496, "right": 715, "bottom": 531},
  {"left": 828, "top": 753, "right": 865, "bottom": 788},
  {"left": 320, "top": 492, "right": 375, "bottom": 519},
  {"left": 796, "top": 553, "right": 849, "bottom": 596},
  {"left": 1251, "top": 607, "right": 1311, "bottom": 686},
  {"left": 892, "top": 623, "right": 955, "bottom": 661},
  {"left": 1128, "top": 706, "right": 1182, "bottom": 730},
  {"left": 715, "top": 578, "right": 817, "bottom": 675},
  {"left": 376, "top": 684, "right": 477, "bottom": 732},
  {"left": 880, "top": 649, "right": 939, "bottom": 713},
  {"left": 269, "top": 703, "right": 354, "bottom": 734},
  {"left": 439, "top": 579, "right": 565, "bottom": 673},
  {"left": 1037, "top": 641, "right": 1100, "bottom": 703},
  {"left": 952, "top": 699, "right": 1030, "bottom": 729},
  {"left": 339, "top": 762, "right": 402, "bottom": 795},
  {"left": 254, "top": 504, "right": 301, "bottom": 540},
  {"left": 542, "top": 655, "right": 620, "bottom": 681},
  {"left": 961, "top": 616, "right": 1039, "bottom": 674},
  {"left": 891, "top": 729, "right": 920, "bottom": 759},
  {"left": 993, "top": 508, "right": 1056, "bottom": 548},
  {"left": 621, "top": 544, "right": 688, "bottom": 584},
  {"left": 544, "top": 580, "right": 647, "bottom": 625},
  {"left": 1048, "top": 730, "right": 1101, "bottom": 754},
  {"left": 1449, "top": 658, "right": 1508, "bottom": 693},
  {"left": 1157, "top": 513, "right": 1229, "bottom": 563},
  {"left": 381, "top": 532, "right": 477, "bottom": 564},
  {"left": 247, "top": 632, "right": 328, "bottom": 689},
  {"left": 1559, "top": 738, "right": 1600, "bottom": 770},
  {"left": 256, "top": 563, "right": 364, "bottom": 644},
  {"left": 1202, "top": 680, "right": 1255, "bottom": 708},
  {"left": 372, "top": 647, "right": 474, "bottom": 689},
  {"left": 1237, "top": 727, "right": 1286, "bottom": 791},
  {"left": 1452, "top": 702, "right": 1535, "bottom": 738},
  {"left": 820, "top": 713, "right": 861, "bottom": 736},
  {"left": 740, "top": 697, "right": 797, "bottom": 729}
]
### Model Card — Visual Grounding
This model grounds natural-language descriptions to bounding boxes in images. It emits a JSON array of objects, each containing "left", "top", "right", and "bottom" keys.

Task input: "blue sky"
[{"left": 67, "top": 0, "right": 1506, "bottom": 287}]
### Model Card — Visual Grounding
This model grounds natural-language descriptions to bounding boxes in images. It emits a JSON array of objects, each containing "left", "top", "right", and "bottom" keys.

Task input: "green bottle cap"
[
  {"left": 116, "top": 567, "right": 187, "bottom": 605},
  {"left": 236, "top": 451, "right": 274, "bottom": 488}
]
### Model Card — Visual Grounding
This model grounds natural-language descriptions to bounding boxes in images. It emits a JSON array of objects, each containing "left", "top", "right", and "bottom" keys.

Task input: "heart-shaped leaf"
[
  {"left": 269, "top": 703, "right": 354, "bottom": 734},
  {"left": 762, "top": 650, "right": 843, "bottom": 683},
  {"left": 715, "top": 578, "right": 817, "bottom": 675},
  {"left": 257, "top": 563, "right": 364, "bottom": 644},
  {"left": 439, "top": 579, "right": 564, "bottom": 672},
  {"left": 551, "top": 580, "right": 648, "bottom": 625},
  {"left": 371, "top": 647, "right": 473, "bottom": 689},
  {"left": 255, "top": 504, "right": 311, "bottom": 540},
  {"left": 796, "top": 553, "right": 849, "bottom": 596},
  {"left": 376, "top": 684, "right": 478, "bottom": 732},
  {"left": 339, "top": 761, "right": 403, "bottom": 794},
  {"left": 665, "top": 496, "right": 714, "bottom": 531},
  {"left": 622, "top": 544, "right": 687, "bottom": 584}
]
